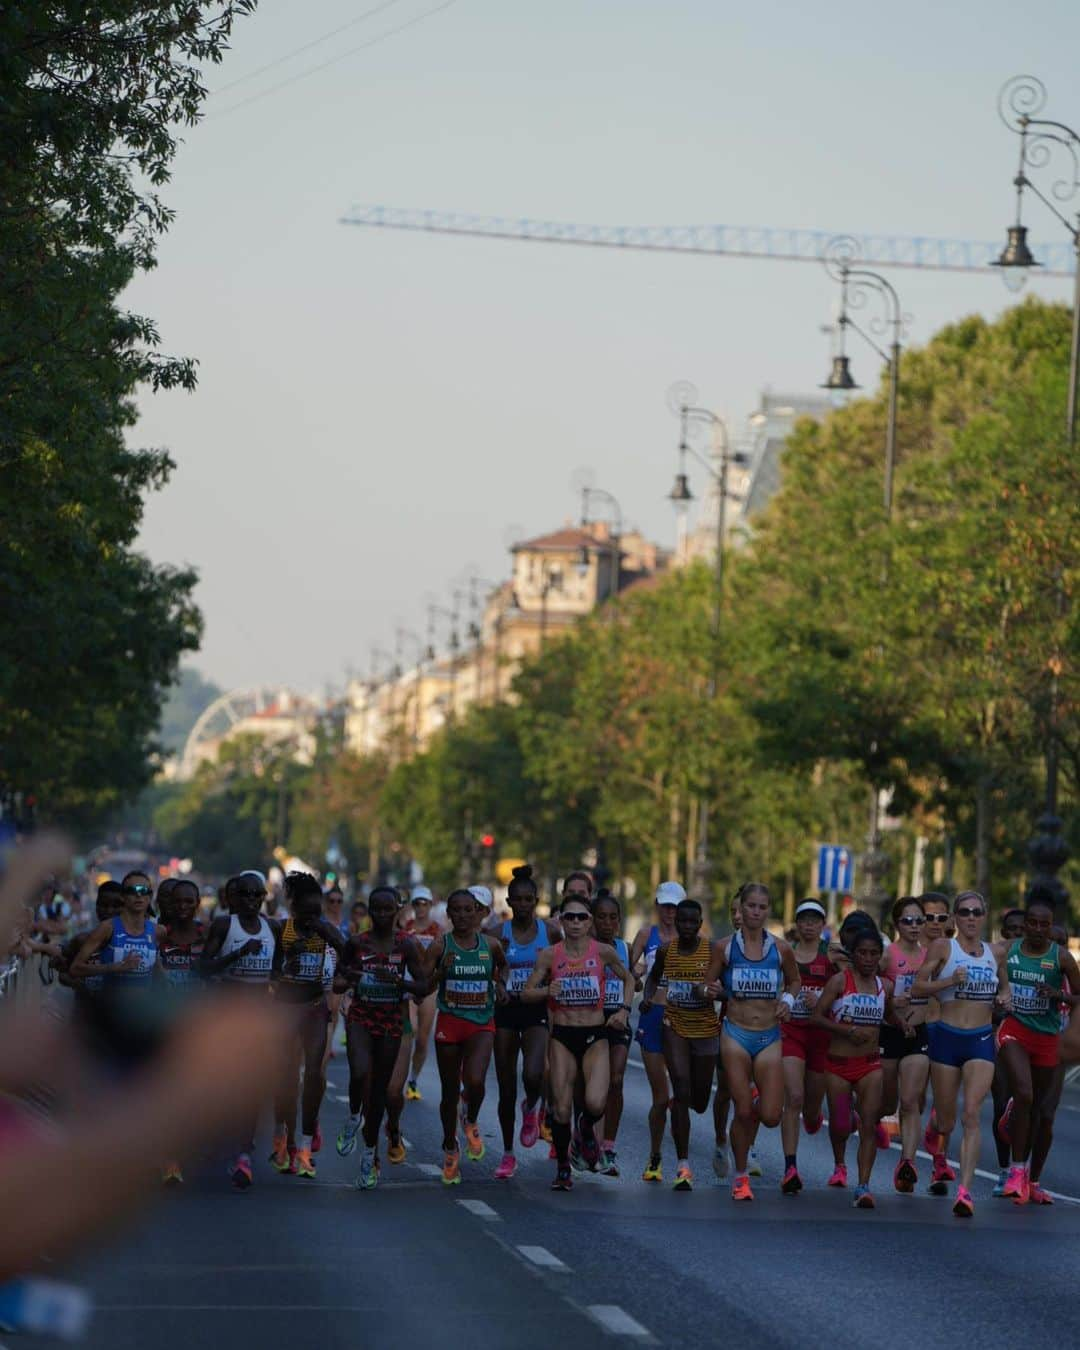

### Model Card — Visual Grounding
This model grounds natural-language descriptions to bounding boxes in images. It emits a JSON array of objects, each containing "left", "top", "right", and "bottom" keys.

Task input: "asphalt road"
[{"left": 39, "top": 1033, "right": 1080, "bottom": 1349}]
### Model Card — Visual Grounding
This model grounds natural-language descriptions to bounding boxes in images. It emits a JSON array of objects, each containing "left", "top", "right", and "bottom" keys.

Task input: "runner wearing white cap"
[
  {"left": 779, "top": 900, "right": 835, "bottom": 1194},
  {"left": 404, "top": 886, "right": 443, "bottom": 1100},
  {"left": 629, "top": 881, "right": 682, "bottom": 1182}
]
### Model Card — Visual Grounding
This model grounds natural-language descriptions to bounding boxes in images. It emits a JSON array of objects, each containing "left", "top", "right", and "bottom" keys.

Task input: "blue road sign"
[{"left": 816, "top": 844, "right": 854, "bottom": 893}]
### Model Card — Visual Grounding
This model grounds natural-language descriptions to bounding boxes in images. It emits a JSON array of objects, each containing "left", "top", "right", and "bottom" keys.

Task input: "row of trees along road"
[
  {"left": 154, "top": 301, "right": 1077, "bottom": 923},
  {"left": 0, "top": 3, "right": 257, "bottom": 826}
]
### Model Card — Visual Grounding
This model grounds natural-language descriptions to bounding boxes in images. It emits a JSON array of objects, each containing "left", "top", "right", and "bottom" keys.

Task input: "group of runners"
[{"left": 54, "top": 864, "right": 1080, "bottom": 1215}]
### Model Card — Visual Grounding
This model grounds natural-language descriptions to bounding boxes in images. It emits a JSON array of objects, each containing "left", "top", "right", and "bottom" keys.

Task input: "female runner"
[
  {"left": 270, "top": 872, "right": 346, "bottom": 1180},
  {"left": 880, "top": 896, "right": 931, "bottom": 1192},
  {"left": 404, "top": 885, "right": 443, "bottom": 1100},
  {"left": 522, "top": 894, "right": 633, "bottom": 1191},
  {"left": 420, "top": 889, "right": 508, "bottom": 1185},
  {"left": 629, "top": 881, "right": 681, "bottom": 1182},
  {"left": 489, "top": 865, "right": 560, "bottom": 1180},
  {"left": 702, "top": 882, "right": 800, "bottom": 1202},
  {"left": 592, "top": 889, "right": 635, "bottom": 1176},
  {"left": 779, "top": 900, "right": 834, "bottom": 1194},
  {"left": 70, "top": 870, "right": 158, "bottom": 991},
  {"left": 912, "top": 890, "right": 1009, "bottom": 1217}
]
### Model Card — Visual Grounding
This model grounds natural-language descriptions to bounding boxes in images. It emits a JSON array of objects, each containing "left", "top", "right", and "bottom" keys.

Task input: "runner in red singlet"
[{"left": 779, "top": 900, "right": 835, "bottom": 1194}]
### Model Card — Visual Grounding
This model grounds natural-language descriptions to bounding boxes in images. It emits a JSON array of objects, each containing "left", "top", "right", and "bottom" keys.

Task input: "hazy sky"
[{"left": 129, "top": 0, "right": 1079, "bottom": 692}]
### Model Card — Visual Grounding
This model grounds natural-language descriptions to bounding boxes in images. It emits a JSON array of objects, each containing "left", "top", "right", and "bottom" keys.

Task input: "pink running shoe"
[
  {"left": 952, "top": 1185, "right": 974, "bottom": 1217},
  {"left": 1028, "top": 1182, "right": 1054, "bottom": 1205},
  {"left": 827, "top": 1163, "right": 848, "bottom": 1188},
  {"left": 1003, "top": 1165, "right": 1029, "bottom": 1204},
  {"left": 519, "top": 1101, "right": 540, "bottom": 1150},
  {"left": 494, "top": 1152, "right": 517, "bottom": 1180},
  {"left": 312, "top": 1123, "right": 323, "bottom": 1154}
]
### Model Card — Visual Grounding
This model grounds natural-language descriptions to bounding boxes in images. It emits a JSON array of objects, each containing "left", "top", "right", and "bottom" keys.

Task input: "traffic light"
[{"left": 480, "top": 833, "right": 495, "bottom": 851}]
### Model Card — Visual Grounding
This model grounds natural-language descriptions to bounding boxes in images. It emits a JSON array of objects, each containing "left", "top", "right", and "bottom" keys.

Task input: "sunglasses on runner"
[
  {"left": 924, "top": 913, "right": 947, "bottom": 922},
  {"left": 124, "top": 884, "right": 152, "bottom": 897},
  {"left": 562, "top": 911, "right": 591, "bottom": 922},
  {"left": 955, "top": 906, "right": 984, "bottom": 919},
  {"left": 898, "top": 915, "right": 926, "bottom": 926}
]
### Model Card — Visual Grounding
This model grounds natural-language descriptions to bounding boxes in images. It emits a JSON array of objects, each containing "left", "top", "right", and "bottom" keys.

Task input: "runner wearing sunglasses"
[
  {"left": 522, "top": 897, "right": 633, "bottom": 1192},
  {"left": 641, "top": 897, "right": 719, "bottom": 1191},
  {"left": 880, "top": 897, "right": 930, "bottom": 1193},
  {"left": 912, "top": 890, "right": 1009, "bottom": 1216},
  {"left": 702, "top": 882, "right": 801, "bottom": 1203},
  {"left": 199, "top": 872, "right": 282, "bottom": 1188},
  {"left": 403, "top": 886, "right": 443, "bottom": 1101},
  {"left": 916, "top": 892, "right": 953, "bottom": 1182},
  {"left": 779, "top": 900, "right": 835, "bottom": 1195},
  {"left": 70, "top": 872, "right": 157, "bottom": 989},
  {"left": 995, "top": 896, "right": 1079, "bottom": 1204}
]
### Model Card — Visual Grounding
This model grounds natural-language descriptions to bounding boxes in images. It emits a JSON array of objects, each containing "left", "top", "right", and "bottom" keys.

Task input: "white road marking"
[
  {"left": 517, "top": 1245, "right": 567, "bottom": 1270},
  {"left": 456, "top": 1199, "right": 499, "bottom": 1219},
  {"left": 333, "top": 1094, "right": 350, "bottom": 1102},
  {"left": 588, "top": 1305, "right": 651, "bottom": 1338},
  {"left": 414, "top": 1163, "right": 443, "bottom": 1177}
]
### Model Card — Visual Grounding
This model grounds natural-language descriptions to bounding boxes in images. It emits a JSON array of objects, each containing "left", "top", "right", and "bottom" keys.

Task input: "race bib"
[
  {"left": 557, "top": 974, "right": 601, "bottom": 1006},
  {"left": 1010, "top": 980, "right": 1048, "bottom": 1016},
  {"left": 730, "top": 966, "right": 780, "bottom": 1000},
  {"left": 445, "top": 977, "right": 488, "bottom": 1009},
  {"left": 665, "top": 979, "right": 704, "bottom": 1009},
  {"left": 356, "top": 968, "right": 400, "bottom": 1004},
  {"left": 604, "top": 974, "right": 623, "bottom": 1008},
  {"left": 957, "top": 966, "right": 997, "bottom": 1001},
  {"left": 507, "top": 965, "right": 531, "bottom": 994},
  {"left": 293, "top": 951, "right": 323, "bottom": 981}
]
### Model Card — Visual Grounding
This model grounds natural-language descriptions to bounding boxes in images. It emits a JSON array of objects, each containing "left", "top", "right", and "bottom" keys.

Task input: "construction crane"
[{"left": 340, "top": 204, "right": 1075, "bottom": 277}]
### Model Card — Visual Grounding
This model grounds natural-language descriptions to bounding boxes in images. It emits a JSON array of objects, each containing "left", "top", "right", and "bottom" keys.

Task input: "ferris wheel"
[{"left": 178, "top": 685, "right": 305, "bottom": 780}]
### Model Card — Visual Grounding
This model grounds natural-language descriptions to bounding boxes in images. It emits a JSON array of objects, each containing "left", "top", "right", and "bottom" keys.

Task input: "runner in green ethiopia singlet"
[
  {"left": 1006, "top": 938, "right": 1063, "bottom": 1035},
  {"left": 438, "top": 932, "right": 495, "bottom": 1023}
]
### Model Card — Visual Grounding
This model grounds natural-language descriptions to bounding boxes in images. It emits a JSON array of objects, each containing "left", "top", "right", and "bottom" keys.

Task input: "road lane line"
[
  {"left": 456, "top": 1199, "right": 500, "bottom": 1220},
  {"left": 414, "top": 1163, "right": 443, "bottom": 1177},
  {"left": 588, "top": 1305, "right": 652, "bottom": 1338},
  {"left": 517, "top": 1245, "right": 567, "bottom": 1270}
]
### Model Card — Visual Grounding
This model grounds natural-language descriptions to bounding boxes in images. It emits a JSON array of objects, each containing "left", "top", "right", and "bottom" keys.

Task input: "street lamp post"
[
  {"left": 579, "top": 485, "right": 624, "bottom": 607},
  {"left": 427, "top": 600, "right": 461, "bottom": 722},
  {"left": 468, "top": 575, "right": 504, "bottom": 703},
  {"left": 995, "top": 75, "right": 1078, "bottom": 917},
  {"left": 665, "top": 381, "right": 748, "bottom": 922},
  {"left": 821, "top": 240, "right": 906, "bottom": 923}
]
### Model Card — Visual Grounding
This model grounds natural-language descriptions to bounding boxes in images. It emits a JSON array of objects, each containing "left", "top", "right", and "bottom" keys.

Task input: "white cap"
[
  {"left": 655, "top": 880, "right": 687, "bottom": 907},
  {"left": 468, "top": 884, "right": 494, "bottom": 910},
  {"left": 795, "top": 900, "right": 827, "bottom": 920},
  {"left": 410, "top": 885, "right": 434, "bottom": 903}
]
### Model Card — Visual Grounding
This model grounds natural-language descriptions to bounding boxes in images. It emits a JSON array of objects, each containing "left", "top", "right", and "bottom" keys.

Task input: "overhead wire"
[
  {"left": 211, "top": 0, "right": 460, "bottom": 118},
  {"left": 210, "top": 0, "right": 404, "bottom": 96}
]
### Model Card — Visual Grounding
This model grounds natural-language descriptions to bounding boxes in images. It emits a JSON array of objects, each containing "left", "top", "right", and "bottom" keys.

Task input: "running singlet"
[
  {"left": 881, "top": 942, "right": 927, "bottom": 1004},
  {"left": 791, "top": 942, "right": 834, "bottom": 1020},
  {"left": 159, "top": 924, "right": 205, "bottom": 988},
  {"left": 663, "top": 937, "right": 718, "bottom": 1038},
  {"left": 438, "top": 933, "right": 495, "bottom": 1023},
  {"left": 104, "top": 916, "right": 157, "bottom": 985},
  {"left": 280, "top": 918, "right": 328, "bottom": 986},
  {"left": 502, "top": 919, "right": 550, "bottom": 996},
  {"left": 604, "top": 937, "right": 630, "bottom": 1010},
  {"left": 549, "top": 940, "right": 603, "bottom": 1013},
  {"left": 348, "top": 933, "right": 409, "bottom": 1034},
  {"left": 642, "top": 926, "right": 663, "bottom": 979},
  {"left": 219, "top": 914, "right": 275, "bottom": 983},
  {"left": 830, "top": 969, "right": 886, "bottom": 1026},
  {"left": 1006, "top": 940, "right": 1063, "bottom": 1035},
  {"left": 406, "top": 920, "right": 442, "bottom": 951},
  {"left": 724, "top": 930, "right": 782, "bottom": 1000},
  {"left": 936, "top": 938, "right": 998, "bottom": 1004}
]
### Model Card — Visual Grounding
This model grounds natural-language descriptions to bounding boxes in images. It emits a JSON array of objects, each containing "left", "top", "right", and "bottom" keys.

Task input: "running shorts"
[
  {"left": 781, "top": 1021, "right": 829, "bottom": 1073},
  {"left": 880, "top": 1022, "right": 930, "bottom": 1061},
  {"left": 495, "top": 1000, "right": 549, "bottom": 1033},
  {"left": 635, "top": 1003, "right": 664, "bottom": 1054},
  {"left": 996, "top": 1015, "right": 1060, "bottom": 1069},
  {"left": 434, "top": 1011, "right": 495, "bottom": 1045},
  {"left": 551, "top": 1023, "right": 608, "bottom": 1066},
  {"left": 927, "top": 1021, "right": 994, "bottom": 1068},
  {"left": 603, "top": 1009, "right": 632, "bottom": 1048},
  {"left": 722, "top": 1020, "right": 781, "bottom": 1060},
  {"left": 825, "top": 1052, "right": 882, "bottom": 1084}
]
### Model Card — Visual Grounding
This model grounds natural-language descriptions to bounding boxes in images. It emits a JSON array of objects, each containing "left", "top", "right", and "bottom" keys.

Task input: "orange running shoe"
[
  {"left": 442, "top": 1147, "right": 461, "bottom": 1185},
  {"left": 673, "top": 1164, "right": 693, "bottom": 1191},
  {"left": 731, "top": 1174, "right": 754, "bottom": 1202},
  {"left": 269, "top": 1134, "right": 292, "bottom": 1173},
  {"left": 294, "top": 1148, "right": 316, "bottom": 1178},
  {"left": 464, "top": 1119, "right": 485, "bottom": 1162}
]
